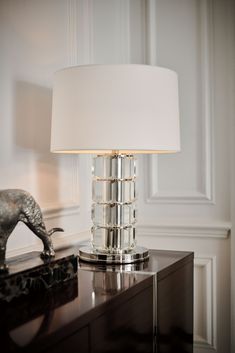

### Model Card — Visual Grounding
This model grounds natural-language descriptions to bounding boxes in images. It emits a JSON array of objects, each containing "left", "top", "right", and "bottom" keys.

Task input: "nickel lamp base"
[{"left": 78, "top": 245, "right": 149, "bottom": 264}]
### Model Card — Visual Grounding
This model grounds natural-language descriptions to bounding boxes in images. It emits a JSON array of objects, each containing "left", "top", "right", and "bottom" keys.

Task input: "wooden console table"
[{"left": 0, "top": 247, "right": 193, "bottom": 353}]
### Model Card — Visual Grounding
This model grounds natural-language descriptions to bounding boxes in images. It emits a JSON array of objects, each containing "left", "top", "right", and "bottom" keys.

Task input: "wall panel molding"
[
  {"left": 44, "top": 0, "right": 95, "bottom": 220},
  {"left": 145, "top": 0, "right": 157, "bottom": 65},
  {"left": 41, "top": 155, "right": 80, "bottom": 220},
  {"left": 138, "top": 222, "right": 230, "bottom": 239},
  {"left": 67, "top": 0, "right": 78, "bottom": 65},
  {"left": 42, "top": 155, "right": 80, "bottom": 219},
  {"left": 67, "top": 0, "right": 94, "bottom": 65},
  {"left": 194, "top": 255, "right": 217, "bottom": 350},
  {"left": 43, "top": 202, "right": 80, "bottom": 220},
  {"left": 146, "top": 0, "right": 215, "bottom": 205},
  {"left": 119, "top": 0, "right": 131, "bottom": 63}
]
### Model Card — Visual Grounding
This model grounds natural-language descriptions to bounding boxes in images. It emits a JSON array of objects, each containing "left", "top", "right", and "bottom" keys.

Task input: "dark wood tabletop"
[{"left": 0, "top": 244, "right": 193, "bottom": 353}]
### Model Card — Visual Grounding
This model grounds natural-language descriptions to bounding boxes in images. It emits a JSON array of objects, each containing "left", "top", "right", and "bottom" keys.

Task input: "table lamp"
[{"left": 51, "top": 64, "right": 180, "bottom": 264}]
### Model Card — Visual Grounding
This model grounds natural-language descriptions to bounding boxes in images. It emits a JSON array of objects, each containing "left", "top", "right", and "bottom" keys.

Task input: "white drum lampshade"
[{"left": 51, "top": 64, "right": 180, "bottom": 263}]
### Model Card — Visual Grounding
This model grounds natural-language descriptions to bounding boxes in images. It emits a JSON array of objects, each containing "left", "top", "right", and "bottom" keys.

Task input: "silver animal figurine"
[{"left": 0, "top": 189, "right": 64, "bottom": 272}]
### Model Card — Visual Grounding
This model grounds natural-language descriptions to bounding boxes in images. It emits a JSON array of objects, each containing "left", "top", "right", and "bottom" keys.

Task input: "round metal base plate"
[{"left": 78, "top": 245, "right": 149, "bottom": 264}]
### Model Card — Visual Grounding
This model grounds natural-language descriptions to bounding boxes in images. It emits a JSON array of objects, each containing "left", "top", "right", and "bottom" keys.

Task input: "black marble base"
[
  {"left": 0, "top": 251, "right": 78, "bottom": 302},
  {"left": 1, "top": 277, "right": 78, "bottom": 331}
]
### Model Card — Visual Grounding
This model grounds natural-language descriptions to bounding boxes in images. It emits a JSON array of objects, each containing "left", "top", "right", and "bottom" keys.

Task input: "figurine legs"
[
  {"left": 0, "top": 231, "right": 13, "bottom": 273},
  {"left": 27, "top": 224, "right": 55, "bottom": 258},
  {"left": 0, "top": 243, "right": 8, "bottom": 273}
]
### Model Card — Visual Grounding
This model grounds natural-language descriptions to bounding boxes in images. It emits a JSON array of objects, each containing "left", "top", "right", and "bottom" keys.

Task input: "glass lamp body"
[
  {"left": 78, "top": 153, "right": 149, "bottom": 263},
  {"left": 91, "top": 154, "right": 136, "bottom": 253}
]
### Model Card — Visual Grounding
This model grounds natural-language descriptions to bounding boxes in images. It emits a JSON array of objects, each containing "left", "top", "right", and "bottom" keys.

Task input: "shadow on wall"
[{"left": 13, "top": 81, "right": 60, "bottom": 205}]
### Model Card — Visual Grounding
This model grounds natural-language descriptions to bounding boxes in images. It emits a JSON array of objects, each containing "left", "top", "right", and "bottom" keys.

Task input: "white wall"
[
  {"left": 0, "top": 0, "right": 234, "bottom": 352},
  {"left": 0, "top": 0, "right": 92, "bottom": 255}
]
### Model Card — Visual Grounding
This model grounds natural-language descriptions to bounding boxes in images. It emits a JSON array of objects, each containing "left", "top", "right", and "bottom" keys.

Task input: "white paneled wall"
[
  {"left": 0, "top": 1, "right": 234, "bottom": 352},
  {"left": 0, "top": 0, "right": 91, "bottom": 254}
]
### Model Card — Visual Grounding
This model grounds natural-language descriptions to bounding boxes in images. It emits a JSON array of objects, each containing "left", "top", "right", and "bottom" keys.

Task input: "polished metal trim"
[
  {"left": 96, "top": 154, "right": 136, "bottom": 159},
  {"left": 78, "top": 245, "right": 149, "bottom": 264},
  {"left": 94, "top": 176, "right": 136, "bottom": 182},
  {"left": 78, "top": 260, "right": 150, "bottom": 272},
  {"left": 92, "top": 224, "right": 135, "bottom": 230},
  {"left": 94, "top": 200, "right": 137, "bottom": 206}
]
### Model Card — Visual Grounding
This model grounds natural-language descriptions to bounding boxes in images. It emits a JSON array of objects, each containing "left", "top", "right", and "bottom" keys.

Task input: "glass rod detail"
[
  {"left": 92, "top": 154, "right": 136, "bottom": 253},
  {"left": 78, "top": 153, "right": 149, "bottom": 264}
]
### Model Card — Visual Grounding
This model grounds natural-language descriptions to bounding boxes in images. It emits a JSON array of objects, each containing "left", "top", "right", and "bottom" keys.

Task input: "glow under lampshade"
[
  {"left": 51, "top": 64, "right": 180, "bottom": 264},
  {"left": 51, "top": 65, "right": 180, "bottom": 154}
]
